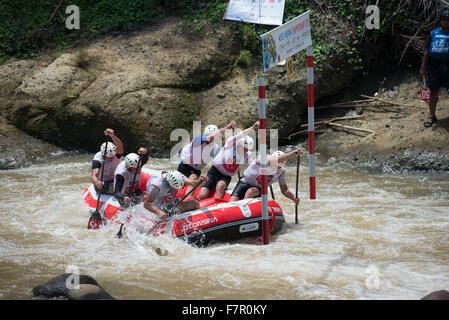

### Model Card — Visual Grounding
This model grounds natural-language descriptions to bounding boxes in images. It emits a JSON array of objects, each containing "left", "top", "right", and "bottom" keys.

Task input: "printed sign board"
[
  {"left": 225, "top": 0, "right": 286, "bottom": 26},
  {"left": 261, "top": 11, "right": 312, "bottom": 71}
]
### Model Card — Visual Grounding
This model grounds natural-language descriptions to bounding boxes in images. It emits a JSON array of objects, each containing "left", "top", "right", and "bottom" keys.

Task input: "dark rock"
[
  {"left": 32, "top": 274, "right": 115, "bottom": 300},
  {"left": 32, "top": 274, "right": 98, "bottom": 298},
  {"left": 421, "top": 290, "right": 449, "bottom": 300}
]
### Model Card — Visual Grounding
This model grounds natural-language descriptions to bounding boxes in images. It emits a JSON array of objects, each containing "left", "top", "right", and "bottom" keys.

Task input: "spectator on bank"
[{"left": 420, "top": 10, "right": 449, "bottom": 127}]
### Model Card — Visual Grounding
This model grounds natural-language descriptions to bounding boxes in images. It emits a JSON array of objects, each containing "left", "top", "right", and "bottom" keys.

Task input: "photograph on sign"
[
  {"left": 224, "top": 0, "right": 286, "bottom": 26},
  {"left": 261, "top": 11, "right": 312, "bottom": 71}
]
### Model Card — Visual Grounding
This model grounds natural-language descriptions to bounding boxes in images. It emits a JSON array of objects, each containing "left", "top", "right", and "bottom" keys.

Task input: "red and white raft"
[
  {"left": 144, "top": 198, "right": 284, "bottom": 246},
  {"left": 82, "top": 167, "right": 285, "bottom": 245}
]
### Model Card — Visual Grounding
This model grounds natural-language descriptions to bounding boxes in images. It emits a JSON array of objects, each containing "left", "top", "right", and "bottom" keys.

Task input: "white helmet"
[
  {"left": 163, "top": 171, "right": 186, "bottom": 189},
  {"left": 271, "top": 150, "right": 285, "bottom": 165},
  {"left": 125, "top": 153, "right": 140, "bottom": 168},
  {"left": 271, "top": 150, "right": 285, "bottom": 158},
  {"left": 203, "top": 124, "right": 218, "bottom": 137},
  {"left": 238, "top": 136, "right": 254, "bottom": 151},
  {"left": 100, "top": 142, "right": 116, "bottom": 157}
]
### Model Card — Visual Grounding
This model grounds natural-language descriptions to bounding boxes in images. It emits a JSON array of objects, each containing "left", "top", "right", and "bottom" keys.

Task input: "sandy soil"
[{"left": 311, "top": 68, "right": 449, "bottom": 171}]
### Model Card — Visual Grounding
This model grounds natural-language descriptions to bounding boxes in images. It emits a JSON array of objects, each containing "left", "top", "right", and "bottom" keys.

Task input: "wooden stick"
[
  {"left": 299, "top": 115, "right": 364, "bottom": 127},
  {"left": 288, "top": 116, "right": 364, "bottom": 139},
  {"left": 326, "top": 122, "right": 375, "bottom": 134},
  {"left": 49, "top": 0, "right": 65, "bottom": 23},
  {"left": 360, "top": 94, "right": 416, "bottom": 108},
  {"left": 316, "top": 103, "right": 373, "bottom": 110},
  {"left": 315, "top": 99, "right": 373, "bottom": 110}
]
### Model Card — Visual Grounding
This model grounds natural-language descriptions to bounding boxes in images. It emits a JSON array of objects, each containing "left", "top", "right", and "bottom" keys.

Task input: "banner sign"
[
  {"left": 224, "top": 0, "right": 286, "bottom": 26},
  {"left": 261, "top": 11, "right": 312, "bottom": 72}
]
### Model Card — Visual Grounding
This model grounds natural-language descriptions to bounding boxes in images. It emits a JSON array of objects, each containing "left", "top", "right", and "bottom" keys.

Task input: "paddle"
[
  {"left": 146, "top": 178, "right": 204, "bottom": 236},
  {"left": 295, "top": 153, "right": 300, "bottom": 224},
  {"left": 270, "top": 185, "right": 275, "bottom": 200},
  {"left": 87, "top": 139, "right": 108, "bottom": 230},
  {"left": 116, "top": 154, "right": 142, "bottom": 238}
]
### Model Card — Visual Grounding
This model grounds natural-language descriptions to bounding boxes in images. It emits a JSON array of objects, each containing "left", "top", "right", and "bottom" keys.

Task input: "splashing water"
[{"left": 0, "top": 153, "right": 448, "bottom": 299}]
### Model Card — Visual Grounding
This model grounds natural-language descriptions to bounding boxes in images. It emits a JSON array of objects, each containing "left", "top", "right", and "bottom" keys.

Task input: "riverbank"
[
  {"left": 301, "top": 67, "right": 449, "bottom": 172},
  {"left": 0, "top": 116, "right": 64, "bottom": 169},
  {"left": 1, "top": 14, "right": 448, "bottom": 172},
  {"left": 1, "top": 66, "right": 449, "bottom": 172}
]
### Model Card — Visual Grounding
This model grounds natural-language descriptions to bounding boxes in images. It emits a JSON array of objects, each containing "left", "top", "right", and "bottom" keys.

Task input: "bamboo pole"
[
  {"left": 288, "top": 115, "right": 364, "bottom": 139},
  {"left": 326, "top": 122, "right": 375, "bottom": 134},
  {"left": 360, "top": 94, "right": 417, "bottom": 108},
  {"left": 49, "top": 0, "right": 65, "bottom": 23},
  {"left": 315, "top": 99, "right": 373, "bottom": 110}
]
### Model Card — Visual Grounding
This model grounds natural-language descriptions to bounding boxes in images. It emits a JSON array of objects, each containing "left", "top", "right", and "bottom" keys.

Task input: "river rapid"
[{"left": 0, "top": 149, "right": 448, "bottom": 300}]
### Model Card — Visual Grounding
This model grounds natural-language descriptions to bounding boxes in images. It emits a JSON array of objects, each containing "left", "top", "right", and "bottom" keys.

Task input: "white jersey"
[
  {"left": 92, "top": 151, "right": 121, "bottom": 182},
  {"left": 180, "top": 135, "right": 219, "bottom": 170},
  {"left": 242, "top": 157, "right": 287, "bottom": 187},
  {"left": 146, "top": 172, "right": 178, "bottom": 208},
  {"left": 212, "top": 131, "right": 254, "bottom": 176},
  {"left": 113, "top": 161, "right": 141, "bottom": 195}
]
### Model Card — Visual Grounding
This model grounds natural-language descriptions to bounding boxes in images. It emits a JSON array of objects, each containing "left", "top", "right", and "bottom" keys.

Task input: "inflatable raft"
[{"left": 83, "top": 167, "right": 285, "bottom": 245}]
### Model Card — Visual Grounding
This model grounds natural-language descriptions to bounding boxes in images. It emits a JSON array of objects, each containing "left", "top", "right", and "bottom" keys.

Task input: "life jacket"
[
  {"left": 113, "top": 161, "right": 141, "bottom": 195},
  {"left": 241, "top": 157, "right": 287, "bottom": 187},
  {"left": 180, "top": 135, "right": 219, "bottom": 170},
  {"left": 92, "top": 152, "right": 121, "bottom": 182}
]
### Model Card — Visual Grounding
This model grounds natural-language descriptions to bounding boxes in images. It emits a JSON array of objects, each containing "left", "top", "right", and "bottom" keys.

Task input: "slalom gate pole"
[
  {"left": 307, "top": 45, "right": 316, "bottom": 200},
  {"left": 258, "top": 1, "right": 269, "bottom": 245},
  {"left": 259, "top": 76, "right": 269, "bottom": 245}
]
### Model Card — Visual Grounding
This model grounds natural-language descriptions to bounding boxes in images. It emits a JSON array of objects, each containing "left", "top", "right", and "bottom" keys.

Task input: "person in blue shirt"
[{"left": 420, "top": 10, "right": 449, "bottom": 127}]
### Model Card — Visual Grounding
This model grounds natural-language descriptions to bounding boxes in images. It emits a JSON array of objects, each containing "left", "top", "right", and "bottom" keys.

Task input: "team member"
[
  {"left": 113, "top": 153, "right": 145, "bottom": 208},
  {"left": 91, "top": 128, "right": 124, "bottom": 194},
  {"left": 137, "top": 146, "right": 149, "bottom": 168},
  {"left": 229, "top": 149, "right": 303, "bottom": 205},
  {"left": 178, "top": 121, "right": 235, "bottom": 192},
  {"left": 143, "top": 171, "right": 207, "bottom": 221},
  {"left": 197, "top": 121, "right": 259, "bottom": 200},
  {"left": 420, "top": 10, "right": 449, "bottom": 127}
]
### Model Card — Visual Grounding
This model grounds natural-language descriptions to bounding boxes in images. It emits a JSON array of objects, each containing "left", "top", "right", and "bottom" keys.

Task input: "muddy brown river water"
[{"left": 0, "top": 149, "right": 448, "bottom": 300}]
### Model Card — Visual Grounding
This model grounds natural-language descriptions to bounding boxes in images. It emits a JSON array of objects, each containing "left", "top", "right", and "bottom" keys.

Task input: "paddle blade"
[
  {"left": 116, "top": 224, "right": 124, "bottom": 238},
  {"left": 87, "top": 211, "right": 102, "bottom": 230}
]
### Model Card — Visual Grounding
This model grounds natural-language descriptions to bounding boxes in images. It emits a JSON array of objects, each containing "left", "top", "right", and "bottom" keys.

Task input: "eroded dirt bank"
[
  {"left": 309, "top": 68, "right": 449, "bottom": 172},
  {"left": 1, "top": 17, "right": 448, "bottom": 171}
]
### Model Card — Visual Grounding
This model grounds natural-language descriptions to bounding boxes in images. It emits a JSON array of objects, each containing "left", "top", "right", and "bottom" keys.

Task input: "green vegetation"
[
  {"left": 0, "top": 0, "right": 437, "bottom": 74},
  {"left": 75, "top": 50, "right": 100, "bottom": 69},
  {"left": 175, "top": 93, "right": 201, "bottom": 130},
  {"left": 0, "top": 0, "right": 163, "bottom": 59},
  {"left": 235, "top": 50, "right": 252, "bottom": 68}
]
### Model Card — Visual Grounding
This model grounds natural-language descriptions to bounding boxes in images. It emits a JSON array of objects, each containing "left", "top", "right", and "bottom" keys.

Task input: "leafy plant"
[
  {"left": 0, "top": 0, "right": 435, "bottom": 70},
  {"left": 75, "top": 50, "right": 100, "bottom": 69},
  {"left": 235, "top": 50, "right": 252, "bottom": 68}
]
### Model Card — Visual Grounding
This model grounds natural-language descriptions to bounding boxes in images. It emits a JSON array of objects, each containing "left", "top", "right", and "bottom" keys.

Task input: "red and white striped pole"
[
  {"left": 258, "top": 76, "right": 270, "bottom": 245},
  {"left": 307, "top": 45, "right": 316, "bottom": 200}
]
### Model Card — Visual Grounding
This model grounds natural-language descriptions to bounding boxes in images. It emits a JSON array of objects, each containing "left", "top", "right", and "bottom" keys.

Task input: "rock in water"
[
  {"left": 31, "top": 273, "right": 114, "bottom": 300},
  {"left": 68, "top": 284, "right": 115, "bottom": 300},
  {"left": 421, "top": 290, "right": 449, "bottom": 300}
]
